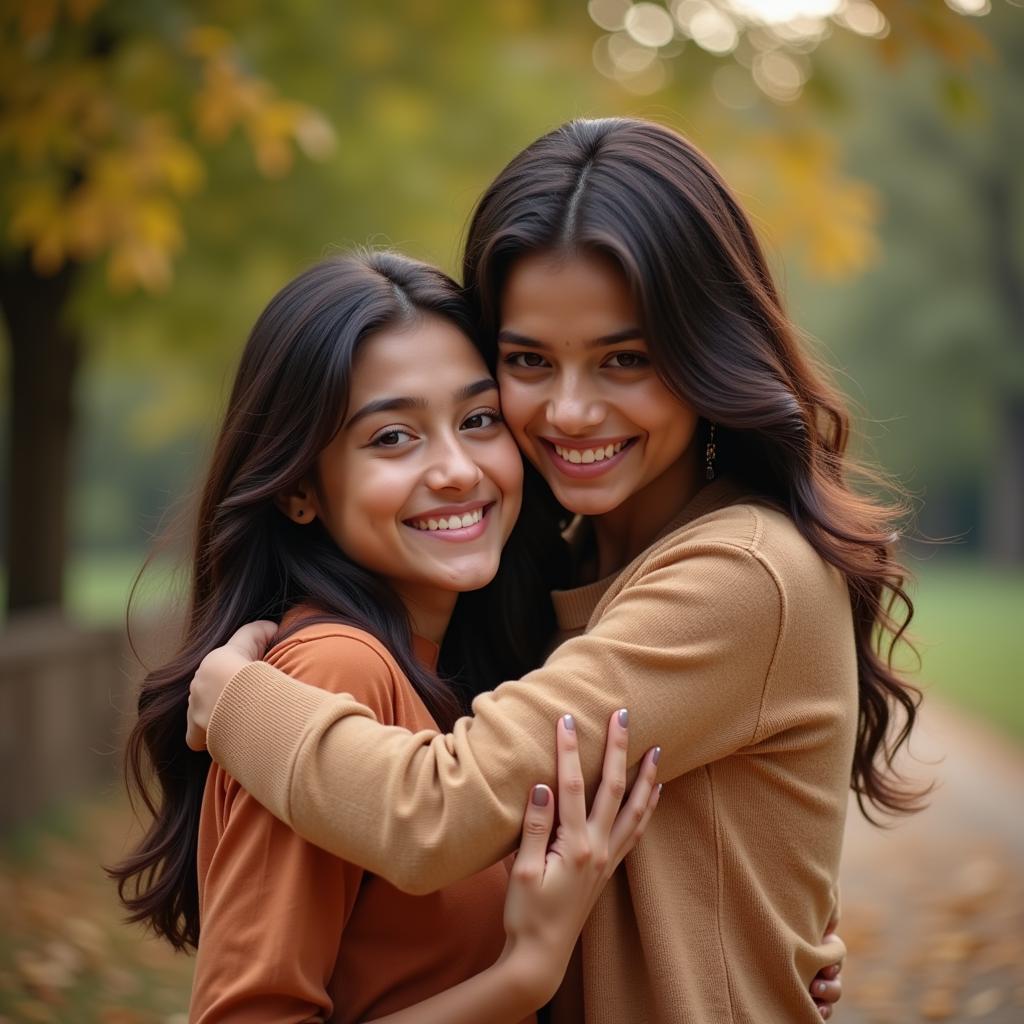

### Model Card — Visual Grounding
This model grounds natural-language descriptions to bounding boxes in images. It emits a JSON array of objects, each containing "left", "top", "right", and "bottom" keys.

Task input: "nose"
[
  {"left": 546, "top": 373, "right": 605, "bottom": 436},
  {"left": 424, "top": 432, "right": 484, "bottom": 493}
]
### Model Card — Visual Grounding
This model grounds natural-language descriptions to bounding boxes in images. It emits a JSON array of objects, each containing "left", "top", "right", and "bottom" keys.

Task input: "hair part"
[{"left": 463, "top": 116, "right": 926, "bottom": 823}]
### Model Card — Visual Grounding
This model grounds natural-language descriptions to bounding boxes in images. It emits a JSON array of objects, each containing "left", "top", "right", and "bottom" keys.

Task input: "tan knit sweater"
[{"left": 208, "top": 481, "right": 858, "bottom": 1023}]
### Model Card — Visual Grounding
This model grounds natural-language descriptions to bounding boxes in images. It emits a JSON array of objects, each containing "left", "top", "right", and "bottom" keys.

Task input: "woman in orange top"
[{"left": 111, "top": 251, "right": 661, "bottom": 1022}]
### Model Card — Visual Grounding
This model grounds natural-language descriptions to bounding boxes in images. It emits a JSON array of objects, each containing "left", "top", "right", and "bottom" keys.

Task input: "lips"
[
  {"left": 403, "top": 502, "right": 494, "bottom": 540},
  {"left": 539, "top": 437, "right": 636, "bottom": 478},
  {"left": 552, "top": 439, "right": 628, "bottom": 465}
]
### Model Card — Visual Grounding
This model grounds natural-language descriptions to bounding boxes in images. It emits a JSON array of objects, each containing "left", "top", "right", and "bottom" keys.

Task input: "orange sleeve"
[{"left": 190, "top": 630, "right": 398, "bottom": 1023}]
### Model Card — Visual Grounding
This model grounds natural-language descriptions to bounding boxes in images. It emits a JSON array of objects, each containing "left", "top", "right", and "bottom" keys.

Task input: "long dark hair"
[
  {"left": 110, "top": 251, "right": 561, "bottom": 951},
  {"left": 462, "top": 117, "right": 924, "bottom": 822}
]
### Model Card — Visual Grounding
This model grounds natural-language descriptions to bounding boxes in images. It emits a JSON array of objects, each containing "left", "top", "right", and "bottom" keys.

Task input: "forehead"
[
  {"left": 349, "top": 315, "right": 487, "bottom": 399},
  {"left": 500, "top": 250, "right": 639, "bottom": 341}
]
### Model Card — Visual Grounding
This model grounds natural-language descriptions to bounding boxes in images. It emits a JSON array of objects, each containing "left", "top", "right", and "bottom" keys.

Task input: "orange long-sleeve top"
[{"left": 191, "top": 613, "right": 532, "bottom": 1023}]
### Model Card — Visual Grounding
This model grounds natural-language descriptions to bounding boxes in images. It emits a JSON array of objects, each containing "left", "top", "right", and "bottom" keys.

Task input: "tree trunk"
[{"left": 0, "top": 256, "right": 79, "bottom": 614}]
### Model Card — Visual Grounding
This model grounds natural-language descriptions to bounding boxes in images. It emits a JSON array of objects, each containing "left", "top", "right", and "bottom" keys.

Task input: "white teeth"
[
  {"left": 553, "top": 441, "right": 627, "bottom": 465},
  {"left": 410, "top": 508, "right": 484, "bottom": 532}
]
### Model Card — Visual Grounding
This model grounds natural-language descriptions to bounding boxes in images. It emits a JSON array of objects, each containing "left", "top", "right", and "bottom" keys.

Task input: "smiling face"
[
  {"left": 295, "top": 315, "right": 522, "bottom": 638},
  {"left": 496, "top": 249, "right": 701, "bottom": 544}
]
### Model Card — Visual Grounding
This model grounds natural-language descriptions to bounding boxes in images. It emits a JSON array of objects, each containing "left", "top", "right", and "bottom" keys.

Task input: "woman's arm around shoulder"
[{"left": 189, "top": 540, "right": 781, "bottom": 891}]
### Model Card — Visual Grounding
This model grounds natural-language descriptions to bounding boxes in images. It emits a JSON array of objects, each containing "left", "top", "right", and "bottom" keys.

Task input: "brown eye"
[
  {"left": 462, "top": 410, "right": 501, "bottom": 430},
  {"left": 370, "top": 427, "right": 415, "bottom": 448},
  {"left": 506, "top": 352, "right": 548, "bottom": 369},
  {"left": 606, "top": 352, "right": 649, "bottom": 369}
]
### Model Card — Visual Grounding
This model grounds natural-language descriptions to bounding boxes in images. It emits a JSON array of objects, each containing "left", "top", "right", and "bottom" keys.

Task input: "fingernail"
[
  {"left": 532, "top": 785, "right": 550, "bottom": 806},
  {"left": 657, "top": 783, "right": 663, "bottom": 795},
  {"left": 563, "top": 714, "right": 575, "bottom": 732},
  {"left": 652, "top": 746, "right": 661, "bottom": 764},
  {"left": 618, "top": 708, "right": 629, "bottom": 728}
]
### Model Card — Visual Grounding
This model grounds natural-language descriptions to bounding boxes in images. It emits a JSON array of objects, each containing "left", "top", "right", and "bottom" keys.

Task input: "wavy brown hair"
[
  {"left": 462, "top": 117, "right": 925, "bottom": 821},
  {"left": 109, "top": 252, "right": 560, "bottom": 951}
]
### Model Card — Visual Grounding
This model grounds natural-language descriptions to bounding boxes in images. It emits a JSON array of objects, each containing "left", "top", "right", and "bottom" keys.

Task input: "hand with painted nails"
[{"left": 497, "top": 709, "right": 661, "bottom": 1008}]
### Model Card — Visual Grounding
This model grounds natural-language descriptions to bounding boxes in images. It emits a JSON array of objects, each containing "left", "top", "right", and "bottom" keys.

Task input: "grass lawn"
[
  {"left": 65, "top": 551, "right": 182, "bottom": 627},
  {"left": 904, "top": 559, "right": 1024, "bottom": 744}
]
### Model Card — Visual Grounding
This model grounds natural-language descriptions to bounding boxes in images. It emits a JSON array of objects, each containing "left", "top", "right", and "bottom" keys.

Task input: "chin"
[
  {"left": 438, "top": 561, "right": 501, "bottom": 593},
  {"left": 548, "top": 488, "right": 625, "bottom": 518}
]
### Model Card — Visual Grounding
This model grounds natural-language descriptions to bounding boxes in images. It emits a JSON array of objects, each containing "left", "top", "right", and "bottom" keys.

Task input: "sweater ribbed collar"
[{"left": 550, "top": 477, "right": 746, "bottom": 633}]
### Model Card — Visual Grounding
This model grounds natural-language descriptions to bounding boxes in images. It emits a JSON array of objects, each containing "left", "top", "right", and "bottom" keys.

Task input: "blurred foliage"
[
  {"left": 0, "top": 0, "right": 1019, "bottom": 572},
  {"left": 0, "top": 0, "right": 334, "bottom": 291},
  {"left": 786, "top": 1, "right": 1024, "bottom": 551}
]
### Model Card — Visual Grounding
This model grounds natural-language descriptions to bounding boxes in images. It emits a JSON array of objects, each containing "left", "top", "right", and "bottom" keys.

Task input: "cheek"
[
  {"left": 645, "top": 390, "right": 699, "bottom": 453},
  {"left": 328, "top": 463, "right": 404, "bottom": 547},
  {"left": 497, "top": 378, "right": 538, "bottom": 446},
  {"left": 489, "top": 435, "right": 524, "bottom": 506}
]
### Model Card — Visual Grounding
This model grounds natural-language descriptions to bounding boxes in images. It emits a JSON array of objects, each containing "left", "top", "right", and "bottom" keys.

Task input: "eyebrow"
[
  {"left": 345, "top": 377, "right": 498, "bottom": 428},
  {"left": 496, "top": 327, "right": 645, "bottom": 350}
]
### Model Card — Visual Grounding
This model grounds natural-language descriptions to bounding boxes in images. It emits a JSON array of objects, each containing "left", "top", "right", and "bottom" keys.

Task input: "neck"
[
  {"left": 591, "top": 450, "right": 703, "bottom": 579},
  {"left": 393, "top": 586, "right": 458, "bottom": 646}
]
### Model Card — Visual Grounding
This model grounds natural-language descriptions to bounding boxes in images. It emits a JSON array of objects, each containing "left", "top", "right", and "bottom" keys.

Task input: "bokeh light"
[{"left": 591, "top": 0, "right": 988, "bottom": 101}]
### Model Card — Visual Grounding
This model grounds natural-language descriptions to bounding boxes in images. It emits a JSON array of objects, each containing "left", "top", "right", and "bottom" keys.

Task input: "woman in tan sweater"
[
  {"left": 112, "top": 251, "right": 664, "bottom": 1022},
  {"left": 187, "top": 120, "right": 915, "bottom": 1022}
]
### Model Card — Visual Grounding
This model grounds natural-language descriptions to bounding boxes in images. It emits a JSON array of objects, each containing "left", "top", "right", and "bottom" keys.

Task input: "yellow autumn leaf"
[
  {"left": 253, "top": 136, "right": 293, "bottom": 178},
  {"left": 738, "top": 131, "right": 881, "bottom": 281},
  {"left": 90, "top": 147, "right": 135, "bottom": 195},
  {"left": 157, "top": 137, "right": 204, "bottom": 195},
  {"left": 193, "top": 56, "right": 269, "bottom": 143},
  {"left": 65, "top": 184, "right": 114, "bottom": 259},
  {"left": 7, "top": 183, "right": 62, "bottom": 247},
  {"left": 131, "top": 197, "right": 183, "bottom": 251},
  {"left": 107, "top": 237, "right": 173, "bottom": 293}
]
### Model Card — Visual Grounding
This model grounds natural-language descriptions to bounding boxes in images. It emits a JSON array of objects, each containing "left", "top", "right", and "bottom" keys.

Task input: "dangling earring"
[{"left": 704, "top": 423, "right": 717, "bottom": 482}]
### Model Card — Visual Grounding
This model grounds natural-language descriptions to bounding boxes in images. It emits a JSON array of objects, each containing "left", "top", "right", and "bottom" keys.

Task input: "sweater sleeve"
[
  {"left": 190, "top": 630, "right": 397, "bottom": 1022},
  {"left": 207, "top": 541, "right": 782, "bottom": 894}
]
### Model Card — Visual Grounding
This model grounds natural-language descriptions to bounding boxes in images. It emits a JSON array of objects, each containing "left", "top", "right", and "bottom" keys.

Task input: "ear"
[{"left": 275, "top": 478, "right": 319, "bottom": 525}]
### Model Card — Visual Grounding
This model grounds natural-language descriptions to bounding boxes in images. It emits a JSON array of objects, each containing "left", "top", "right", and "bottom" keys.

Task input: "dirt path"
[{"left": 837, "top": 699, "right": 1024, "bottom": 1023}]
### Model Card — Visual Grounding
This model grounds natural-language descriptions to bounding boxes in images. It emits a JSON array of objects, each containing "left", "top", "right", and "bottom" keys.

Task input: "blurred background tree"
[
  {"left": 0, "top": 0, "right": 334, "bottom": 612},
  {"left": 0, "top": 0, "right": 1020, "bottom": 623}
]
